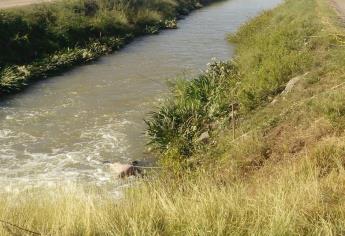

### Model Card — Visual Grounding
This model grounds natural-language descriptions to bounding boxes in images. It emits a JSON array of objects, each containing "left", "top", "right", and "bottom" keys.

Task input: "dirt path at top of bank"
[
  {"left": 0, "top": 0, "right": 53, "bottom": 9},
  {"left": 331, "top": 0, "right": 345, "bottom": 22}
]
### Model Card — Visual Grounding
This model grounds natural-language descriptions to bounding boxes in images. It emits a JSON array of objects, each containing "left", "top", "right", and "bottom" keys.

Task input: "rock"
[
  {"left": 282, "top": 76, "right": 301, "bottom": 95},
  {"left": 271, "top": 73, "right": 308, "bottom": 105},
  {"left": 195, "top": 2, "right": 203, "bottom": 8},
  {"left": 282, "top": 73, "right": 308, "bottom": 95},
  {"left": 271, "top": 98, "right": 278, "bottom": 105},
  {"left": 196, "top": 131, "right": 210, "bottom": 143}
]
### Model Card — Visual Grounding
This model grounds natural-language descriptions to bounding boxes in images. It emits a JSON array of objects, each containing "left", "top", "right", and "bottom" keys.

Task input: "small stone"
[
  {"left": 282, "top": 73, "right": 308, "bottom": 95},
  {"left": 271, "top": 98, "right": 278, "bottom": 105},
  {"left": 197, "top": 131, "right": 210, "bottom": 143}
]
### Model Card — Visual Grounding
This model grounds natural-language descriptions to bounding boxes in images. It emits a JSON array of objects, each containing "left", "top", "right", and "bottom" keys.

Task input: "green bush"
[{"left": 146, "top": 60, "right": 238, "bottom": 156}]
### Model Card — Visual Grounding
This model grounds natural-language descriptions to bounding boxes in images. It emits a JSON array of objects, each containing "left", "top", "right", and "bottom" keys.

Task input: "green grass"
[
  {"left": 2, "top": 0, "right": 345, "bottom": 234},
  {"left": 0, "top": 0, "right": 213, "bottom": 95},
  {"left": 146, "top": 60, "right": 238, "bottom": 158},
  {"left": 228, "top": 0, "right": 320, "bottom": 110}
]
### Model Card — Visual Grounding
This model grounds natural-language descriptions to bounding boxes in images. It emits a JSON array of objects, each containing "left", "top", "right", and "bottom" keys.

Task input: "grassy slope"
[
  {"left": 0, "top": 0, "right": 211, "bottom": 95},
  {"left": 2, "top": 0, "right": 345, "bottom": 235}
]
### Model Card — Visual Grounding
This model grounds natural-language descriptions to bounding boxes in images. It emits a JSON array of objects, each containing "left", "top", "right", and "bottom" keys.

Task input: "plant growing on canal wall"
[{"left": 146, "top": 60, "right": 238, "bottom": 157}]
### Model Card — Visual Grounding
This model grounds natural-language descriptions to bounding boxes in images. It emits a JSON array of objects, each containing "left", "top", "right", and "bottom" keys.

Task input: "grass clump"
[{"left": 146, "top": 60, "right": 238, "bottom": 157}]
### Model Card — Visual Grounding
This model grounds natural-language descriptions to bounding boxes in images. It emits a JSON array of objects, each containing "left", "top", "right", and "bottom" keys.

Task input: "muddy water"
[{"left": 0, "top": 0, "right": 281, "bottom": 189}]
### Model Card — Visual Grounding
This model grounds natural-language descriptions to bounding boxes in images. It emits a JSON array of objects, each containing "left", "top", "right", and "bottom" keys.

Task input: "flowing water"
[{"left": 0, "top": 0, "right": 281, "bottom": 189}]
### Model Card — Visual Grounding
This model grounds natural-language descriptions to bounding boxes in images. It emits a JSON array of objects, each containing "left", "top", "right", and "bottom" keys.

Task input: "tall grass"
[
  {"left": 2, "top": 139, "right": 345, "bottom": 235},
  {"left": 146, "top": 60, "right": 237, "bottom": 157}
]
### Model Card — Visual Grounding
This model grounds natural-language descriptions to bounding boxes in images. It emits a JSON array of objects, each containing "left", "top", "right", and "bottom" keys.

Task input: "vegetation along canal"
[{"left": 0, "top": 0, "right": 281, "bottom": 189}]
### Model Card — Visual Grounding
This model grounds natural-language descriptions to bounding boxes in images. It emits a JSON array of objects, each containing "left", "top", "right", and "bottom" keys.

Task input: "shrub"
[{"left": 146, "top": 60, "right": 238, "bottom": 156}]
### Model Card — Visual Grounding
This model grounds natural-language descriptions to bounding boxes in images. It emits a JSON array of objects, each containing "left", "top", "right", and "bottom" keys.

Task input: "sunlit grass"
[{"left": 2, "top": 141, "right": 345, "bottom": 235}]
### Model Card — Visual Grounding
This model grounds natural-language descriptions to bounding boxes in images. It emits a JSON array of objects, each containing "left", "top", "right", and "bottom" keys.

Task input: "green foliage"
[
  {"left": 0, "top": 0, "right": 149, "bottom": 66},
  {"left": 0, "top": 0, "right": 210, "bottom": 67},
  {"left": 0, "top": 37, "right": 126, "bottom": 93},
  {"left": 229, "top": 0, "right": 321, "bottom": 110},
  {"left": 146, "top": 60, "right": 238, "bottom": 156},
  {"left": 0, "top": 0, "right": 215, "bottom": 94},
  {"left": 148, "top": 0, "right": 341, "bottom": 164}
]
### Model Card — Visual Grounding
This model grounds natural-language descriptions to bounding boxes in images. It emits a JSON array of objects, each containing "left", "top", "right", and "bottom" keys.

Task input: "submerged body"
[{"left": 108, "top": 161, "right": 142, "bottom": 178}]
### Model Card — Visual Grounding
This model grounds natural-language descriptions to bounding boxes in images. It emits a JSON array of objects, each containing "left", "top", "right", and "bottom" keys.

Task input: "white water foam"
[{"left": 0, "top": 117, "right": 134, "bottom": 190}]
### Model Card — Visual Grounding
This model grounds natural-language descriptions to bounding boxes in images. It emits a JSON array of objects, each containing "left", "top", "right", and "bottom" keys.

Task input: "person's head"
[
  {"left": 131, "top": 160, "right": 139, "bottom": 166},
  {"left": 131, "top": 161, "right": 142, "bottom": 175}
]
